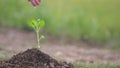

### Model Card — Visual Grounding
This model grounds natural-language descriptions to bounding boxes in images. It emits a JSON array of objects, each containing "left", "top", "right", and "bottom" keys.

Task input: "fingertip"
[{"left": 34, "top": 0, "right": 39, "bottom": 5}]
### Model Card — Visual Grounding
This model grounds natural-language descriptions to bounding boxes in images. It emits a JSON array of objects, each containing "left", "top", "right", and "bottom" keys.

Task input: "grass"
[
  {"left": 0, "top": 0, "right": 120, "bottom": 42},
  {"left": 74, "top": 62, "right": 120, "bottom": 68}
]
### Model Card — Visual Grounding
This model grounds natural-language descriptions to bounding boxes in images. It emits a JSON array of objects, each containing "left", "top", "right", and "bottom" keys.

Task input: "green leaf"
[
  {"left": 38, "top": 20, "right": 45, "bottom": 29},
  {"left": 32, "top": 19, "right": 38, "bottom": 29},
  {"left": 39, "top": 35, "right": 45, "bottom": 40},
  {"left": 28, "top": 21, "right": 34, "bottom": 28}
]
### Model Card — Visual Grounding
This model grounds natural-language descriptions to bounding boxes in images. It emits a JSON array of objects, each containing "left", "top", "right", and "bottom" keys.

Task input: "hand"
[{"left": 28, "top": 0, "right": 41, "bottom": 7}]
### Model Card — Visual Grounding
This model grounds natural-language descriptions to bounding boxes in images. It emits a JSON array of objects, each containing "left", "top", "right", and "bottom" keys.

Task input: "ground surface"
[
  {"left": 0, "top": 29, "right": 120, "bottom": 65},
  {"left": 0, "top": 48, "right": 74, "bottom": 68}
]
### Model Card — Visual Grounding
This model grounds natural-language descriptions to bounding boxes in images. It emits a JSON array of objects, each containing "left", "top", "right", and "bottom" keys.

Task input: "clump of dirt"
[{"left": 0, "top": 48, "right": 74, "bottom": 68}]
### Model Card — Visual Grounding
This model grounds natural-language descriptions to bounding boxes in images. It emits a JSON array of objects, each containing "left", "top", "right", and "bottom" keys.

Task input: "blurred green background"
[{"left": 0, "top": 0, "right": 120, "bottom": 42}]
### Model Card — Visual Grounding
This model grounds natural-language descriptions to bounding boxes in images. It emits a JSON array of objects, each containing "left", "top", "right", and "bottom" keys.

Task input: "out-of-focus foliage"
[{"left": 0, "top": 0, "right": 120, "bottom": 41}]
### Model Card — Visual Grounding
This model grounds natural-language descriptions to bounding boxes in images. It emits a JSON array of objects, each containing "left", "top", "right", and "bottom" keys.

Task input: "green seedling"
[{"left": 28, "top": 19, "right": 45, "bottom": 49}]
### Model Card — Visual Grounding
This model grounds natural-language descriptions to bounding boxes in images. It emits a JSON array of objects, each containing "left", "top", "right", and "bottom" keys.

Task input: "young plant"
[{"left": 28, "top": 19, "right": 45, "bottom": 49}]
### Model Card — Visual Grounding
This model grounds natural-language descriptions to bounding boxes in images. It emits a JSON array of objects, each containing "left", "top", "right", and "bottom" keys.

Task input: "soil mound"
[{"left": 0, "top": 48, "right": 74, "bottom": 68}]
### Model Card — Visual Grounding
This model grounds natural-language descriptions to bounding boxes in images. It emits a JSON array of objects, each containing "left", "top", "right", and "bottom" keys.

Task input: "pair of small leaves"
[{"left": 28, "top": 19, "right": 45, "bottom": 30}]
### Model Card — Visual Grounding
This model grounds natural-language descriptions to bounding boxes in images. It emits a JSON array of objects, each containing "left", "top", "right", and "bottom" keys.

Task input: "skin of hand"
[{"left": 28, "top": 0, "right": 41, "bottom": 7}]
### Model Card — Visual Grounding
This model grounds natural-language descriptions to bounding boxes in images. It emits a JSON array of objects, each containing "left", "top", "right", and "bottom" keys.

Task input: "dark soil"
[{"left": 0, "top": 48, "right": 74, "bottom": 68}]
